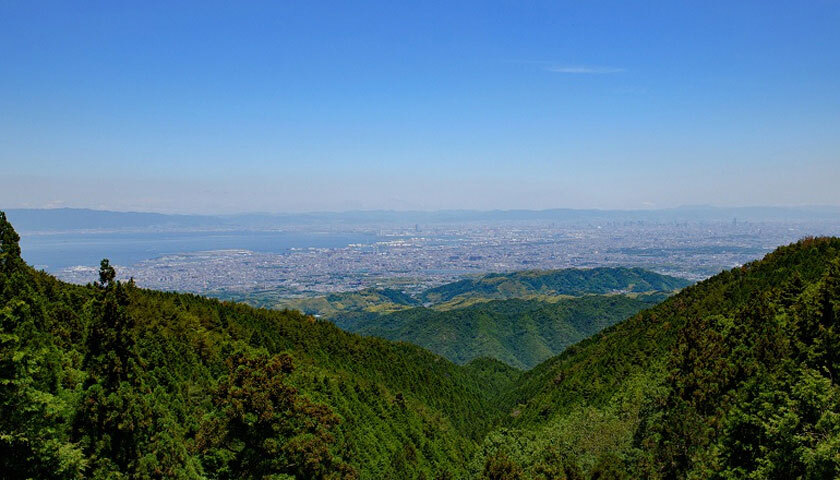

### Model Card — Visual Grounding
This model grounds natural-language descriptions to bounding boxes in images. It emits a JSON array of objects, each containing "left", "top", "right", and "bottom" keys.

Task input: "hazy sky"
[{"left": 1, "top": 1, "right": 839, "bottom": 213}]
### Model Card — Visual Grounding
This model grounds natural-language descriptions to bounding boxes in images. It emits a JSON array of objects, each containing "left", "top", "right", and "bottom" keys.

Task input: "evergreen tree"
[
  {"left": 74, "top": 259, "right": 152, "bottom": 477},
  {"left": 0, "top": 211, "right": 22, "bottom": 275},
  {"left": 0, "top": 212, "right": 85, "bottom": 478},
  {"left": 197, "top": 351, "right": 356, "bottom": 479}
]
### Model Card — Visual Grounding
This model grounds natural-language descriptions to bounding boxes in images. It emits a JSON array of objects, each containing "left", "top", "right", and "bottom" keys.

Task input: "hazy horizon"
[{"left": 6, "top": 203, "right": 840, "bottom": 217}]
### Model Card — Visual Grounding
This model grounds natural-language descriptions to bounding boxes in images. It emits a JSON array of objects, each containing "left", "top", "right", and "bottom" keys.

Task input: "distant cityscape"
[{"left": 51, "top": 217, "right": 840, "bottom": 299}]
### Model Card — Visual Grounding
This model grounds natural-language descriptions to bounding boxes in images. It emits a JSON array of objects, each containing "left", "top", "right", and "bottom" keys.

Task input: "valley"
[
  {"left": 4, "top": 211, "right": 840, "bottom": 478},
  {"left": 6, "top": 2, "right": 839, "bottom": 478},
  {"left": 279, "top": 267, "right": 691, "bottom": 369}
]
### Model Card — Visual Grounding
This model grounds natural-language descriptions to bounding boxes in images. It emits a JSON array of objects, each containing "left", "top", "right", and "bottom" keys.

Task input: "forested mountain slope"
[
  {"left": 5, "top": 206, "right": 840, "bottom": 479},
  {"left": 271, "top": 268, "right": 688, "bottom": 370},
  {"left": 342, "top": 295, "right": 659, "bottom": 369},
  {"left": 477, "top": 236, "right": 840, "bottom": 478},
  {"left": 0, "top": 212, "right": 501, "bottom": 479}
]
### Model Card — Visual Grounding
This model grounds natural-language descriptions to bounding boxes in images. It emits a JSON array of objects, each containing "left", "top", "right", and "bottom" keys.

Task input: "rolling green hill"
[
  {"left": 418, "top": 267, "right": 691, "bottom": 306},
  {"left": 5, "top": 207, "right": 840, "bottom": 479},
  {"left": 309, "top": 268, "right": 687, "bottom": 370},
  {"left": 206, "top": 287, "right": 420, "bottom": 314},
  {"left": 280, "top": 288, "right": 420, "bottom": 317},
  {"left": 259, "top": 267, "right": 691, "bottom": 320},
  {"left": 341, "top": 295, "right": 659, "bottom": 369}
]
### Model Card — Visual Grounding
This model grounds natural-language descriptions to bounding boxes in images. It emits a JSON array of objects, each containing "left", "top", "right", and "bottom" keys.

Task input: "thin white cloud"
[{"left": 546, "top": 65, "right": 625, "bottom": 74}]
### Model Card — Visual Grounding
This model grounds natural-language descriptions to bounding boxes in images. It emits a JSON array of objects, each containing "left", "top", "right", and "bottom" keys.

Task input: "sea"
[{"left": 18, "top": 230, "right": 378, "bottom": 272}]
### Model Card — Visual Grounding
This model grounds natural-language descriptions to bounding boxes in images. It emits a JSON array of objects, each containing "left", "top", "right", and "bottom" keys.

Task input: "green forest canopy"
[
  {"left": 341, "top": 295, "right": 662, "bottom": 369},
  {"left": 3, "top": 210, "right": 840, "bottom": 479}
]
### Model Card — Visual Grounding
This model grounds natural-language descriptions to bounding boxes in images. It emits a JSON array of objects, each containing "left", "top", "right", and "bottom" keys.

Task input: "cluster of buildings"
[{"left": 56, "top": 219, "right": 839, "bottom": 300}]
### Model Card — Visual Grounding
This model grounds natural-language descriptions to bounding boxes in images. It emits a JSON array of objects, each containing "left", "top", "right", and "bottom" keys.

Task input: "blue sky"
[{"left": 1, "top": 1, "right": 838, "bottom": 213}]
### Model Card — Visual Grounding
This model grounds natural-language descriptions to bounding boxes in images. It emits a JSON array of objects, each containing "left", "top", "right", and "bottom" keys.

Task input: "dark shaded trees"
[
  {"left": 197, "top": 351, "right": 355, "bottom": 479},
  {"left": 0, "top": 212, "right": 85, "bottom": 478},
  {"left": 74, "top": 259, "right": 202, "bottom": 478}
]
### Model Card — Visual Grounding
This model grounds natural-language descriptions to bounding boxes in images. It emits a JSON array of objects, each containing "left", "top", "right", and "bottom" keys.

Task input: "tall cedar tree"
[
  {"left": 197, "top": 351, "right": 356, "bottom": 479},
  {"left": 0, "top": 212, "right": 85, "bottom": 478}
]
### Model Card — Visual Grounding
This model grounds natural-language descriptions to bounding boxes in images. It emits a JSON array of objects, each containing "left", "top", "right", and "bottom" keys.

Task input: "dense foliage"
[
  {"left": 480, "top": 237, "right": 840, "bottom": 478},
  {"left": 4, "top": 207, "right": 840, "bottom": 479},
  {"left": 0, "top": 213, "right": 501, "bottom": 479},
  {"left": 341, "top": 296, "right": 658, "bottom": 369}
]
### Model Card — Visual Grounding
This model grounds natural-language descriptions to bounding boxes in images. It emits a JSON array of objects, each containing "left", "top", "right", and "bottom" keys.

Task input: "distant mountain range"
[
  {"left": 3, "top": 208, "right": 224, "bottom": 232},
  {"left": 6, "top": 205, "right": 840, "bottom": 232}
]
